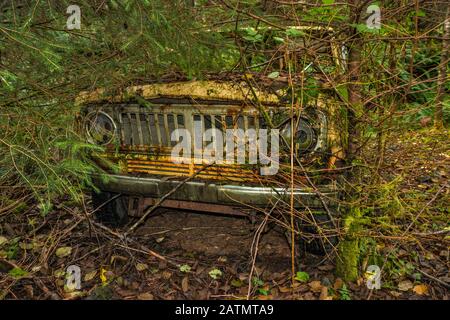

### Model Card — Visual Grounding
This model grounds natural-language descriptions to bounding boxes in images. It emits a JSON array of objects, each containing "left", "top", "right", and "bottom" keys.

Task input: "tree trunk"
[
  {"left": 346, "top": 0, "right": 364, "bottom": 162},
  {"left": 435, "top": 7, "right": 449, "bottom": 129},
  {"left": 336, "top": 0, "right": 365, "bottom": 283}
]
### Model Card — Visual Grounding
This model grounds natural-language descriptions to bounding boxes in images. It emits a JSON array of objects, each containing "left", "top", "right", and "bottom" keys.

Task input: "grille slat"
[
  {"left": 163, "top": 114, "right": 170, "bottom": 147},
  {"left": 136, "top": 114, "right": 144, "bottom": 145},
  {"left": 145, "top": 114, "right": 153, "bottom": 145},
  {"left": 120, "top": 112, "right": 186, "bottom": 147},
  {"left": 154, "top": 113, "right": 162, "bottom": 145}
]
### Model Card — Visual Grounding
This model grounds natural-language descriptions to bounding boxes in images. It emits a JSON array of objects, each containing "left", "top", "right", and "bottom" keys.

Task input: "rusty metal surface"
[{"left": 76, "top": 80, "right": 282, "bottom": 106}]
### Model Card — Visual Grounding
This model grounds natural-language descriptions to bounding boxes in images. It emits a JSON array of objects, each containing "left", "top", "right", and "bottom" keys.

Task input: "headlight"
[
  {"left": 84, "top": 111, "right": 116, "bottom": 145},
  {"left": 281, "top": 118, "right": 317, "bottom": 153}
]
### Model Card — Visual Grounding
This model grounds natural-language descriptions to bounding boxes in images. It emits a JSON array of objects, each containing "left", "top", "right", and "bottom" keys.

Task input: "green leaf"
[
  {"left": 267, "top": 71, "right": 279, "bottom": 79},
  {"left": 208, "top": 268, "right": 222, "bottom": 280},
  {"left": 273, "top": 37, "right": 285, "bottom": 43},
  {"left": 9, "top": 267, "right": 29, "bottom": 279},
  {"left": 339, "top": 284, "right": 352, "bottom": 300},
  {"left": 417, "top": 9, "right": 426, "bottom": 17},
  {"left": 286, "top": 28, "right": 305, "bottom": 38},
  {"left": 322, "top": 0, "right": 335, "bottom": 4},
  {"left": 294, "top": 271, "right": 310, "bottom": 282},
  {"left": 179, "top": 264, "right": 191, "bottom": 273},
  {"left": 252, "top": 277, "right": 264, "bottom": 286},
  {"left": 258, "top": 288, "right": 269, "bottom": 296},
  {"left": 55, "top": 246, "right": 72, "bottom": 258},
  {"left": 231, "top": 279, "right": 243, "bottom": 287}
]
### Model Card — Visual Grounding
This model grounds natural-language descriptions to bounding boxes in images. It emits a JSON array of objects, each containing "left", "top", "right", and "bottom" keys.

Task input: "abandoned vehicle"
[{"left": 76, "top": 26, "right": 347, "bottom": 253}]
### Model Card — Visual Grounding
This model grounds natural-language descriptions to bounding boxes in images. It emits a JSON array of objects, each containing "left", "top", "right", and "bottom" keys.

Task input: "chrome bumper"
[{"left": 93, "top": 174, "right": 339, "bottom": 208}]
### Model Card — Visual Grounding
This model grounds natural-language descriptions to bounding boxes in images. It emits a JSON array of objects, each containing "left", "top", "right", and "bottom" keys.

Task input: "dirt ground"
[{"left": 136, "top": 210, "right": 293, "bottom": 270}]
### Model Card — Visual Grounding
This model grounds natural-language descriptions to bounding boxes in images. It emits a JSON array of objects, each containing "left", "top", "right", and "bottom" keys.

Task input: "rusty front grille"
[
  {"left": 118, "top": 111, "right": 263, "bottom": 148},
  {"left": 106, "top": 104, "right": 268, "bottom": 181}
]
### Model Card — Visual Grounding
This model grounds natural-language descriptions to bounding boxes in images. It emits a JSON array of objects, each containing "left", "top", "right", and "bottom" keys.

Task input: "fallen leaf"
[
  {"left": 279, "top": 286, "right": 292, "bottom": 293},
  {"left": 0, "top": 236, "right": 8, "bottom": 246},
  {"left": 55, "top": 246, "right": 72, "bottom": 258},
  {"left": 137, "top": 292, "right": 154, "bottom": 300},
  {"left": 162, "top": 271, "right": 172, "bottom": 279},
  {"left": 257, "top": 294, "right": 273, "bottom": 300},
  {"left": 63, "top": 291, "right": 84, "bottom": 299},
  {"left": 135, "top": 263, "right": 148, "bottom": 272},
  {"left": 181, "top": 276, "right": 189, "bottom": 292},
  {"left": 293, "top": 284, "right": 309, "bottom": 293},
  {"left": 413, "top": 284, "right": 428, "bottom": 295},
  {"left": 116, "top": 288, "right": 135, "bottom": 298},
  {"left": 319, "top": 286, "right": 332, "bottom": 300},
  {"left": 389, "top": 291, "right": 402, "bottom": 298},
  {"left": 309, "top": 280, "right": 323, "bottom": 293},
  {"left": 398, "top": 280, "right": 414, "bottom": 291},
  {"left": 84, "top": 270, "right": 97, "bottom": 282}
]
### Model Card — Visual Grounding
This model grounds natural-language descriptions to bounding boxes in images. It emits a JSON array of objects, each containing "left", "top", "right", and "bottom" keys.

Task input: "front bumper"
[{"left": 93, "top": 174, "right": 339, "bottom": 209}]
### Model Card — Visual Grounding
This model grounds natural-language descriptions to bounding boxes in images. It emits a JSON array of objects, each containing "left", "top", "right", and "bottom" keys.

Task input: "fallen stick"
[{"left": 417, "top": 269, "right": 450, "bottom": 290}]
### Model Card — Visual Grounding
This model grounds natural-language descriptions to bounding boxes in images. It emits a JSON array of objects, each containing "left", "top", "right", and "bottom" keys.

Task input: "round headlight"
[
  {"left": 281, "top": 118, "right": 317, "bottom": 153},
  {"left": 84, "top": 111, "right": 116, "bottom": 145}
]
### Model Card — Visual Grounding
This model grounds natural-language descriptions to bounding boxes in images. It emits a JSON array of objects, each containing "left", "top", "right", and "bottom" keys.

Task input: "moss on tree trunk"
[
  {"left": 336, "top": 237, "right": 360, "bottom": 282},
  {"left": 336, "top": 207, "right": 363, "bottom": 282}
]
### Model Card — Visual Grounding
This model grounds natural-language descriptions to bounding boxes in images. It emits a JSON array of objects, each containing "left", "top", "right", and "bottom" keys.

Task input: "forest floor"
[{"left": 0, "top": 128, "right": 448, "bottom": 300}]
